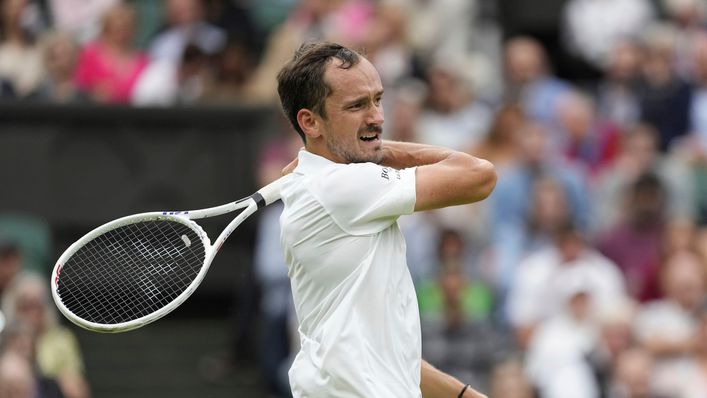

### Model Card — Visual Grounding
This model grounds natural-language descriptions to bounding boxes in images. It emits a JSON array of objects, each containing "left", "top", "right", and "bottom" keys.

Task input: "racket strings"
[{"left": 57, "top": 219, "right": 206, "bottom": 325}]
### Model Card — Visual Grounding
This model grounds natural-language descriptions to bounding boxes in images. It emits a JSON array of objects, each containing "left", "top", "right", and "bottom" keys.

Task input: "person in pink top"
[{"left": 74, "top": 3, "right": 148, "bottom": 103}]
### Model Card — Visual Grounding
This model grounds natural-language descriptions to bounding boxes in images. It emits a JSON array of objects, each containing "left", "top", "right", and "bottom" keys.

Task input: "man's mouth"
[{"left": 359, "top": 125, "right": 382, "bottom": 142}]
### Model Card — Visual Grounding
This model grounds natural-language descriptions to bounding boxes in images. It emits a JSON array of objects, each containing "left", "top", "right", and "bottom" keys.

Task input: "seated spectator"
[
  {"left": 607, "top": 347, "right": 663, "bottom": 398},
  {"left": 0, "top": 321, "right": 63, "bottom": 398},
  {"left": 633, "top": 250, "right": 706, "bottom": 396},
  {"left": 415, "top": 56, "right": 493, "bottom": 152},
  {"left": 131, "top": 43, "right": 211, "bottom": 107},
  {"left": 359, "top": 2, "right": 414, "bottom": 89},
  {"left": 487, "top": 121, "right": 592, "bottom": 294},
  {"left": 593, "top": 123, "right": 695, "bottom": 234},
  {"left": 503, "top": 36, "right": 572, "bottom": 128},
  {"left": 586, "top": 297, "right": 639, "bottom": 396},
  {"left": 679, "top": 300, "right": 707, "bottom": 397},
  {"left": 524, "top": 270, "right": 604, "bottom": 398},
  {"left": 33, "top": 31, "right": 88, "bottom": 103},
  {"left": 3, "top": 273, "right": 90, "bottom": 398},
  {"left": 595, "top": 38, "right": 644, "bottom": 131},
  {"left": 420, "top": 231, "right": 510, "bottom": 392},
  {"left": 47, "top": 0, "right": 119, "bottom": 43},
  {"left": 506, "top": 222, "right": 626, "bottom": 349},
  {"left": 561, "top": 0, "right": 655, "bottom": 70},
  {"left": 417, "top": 229, "right": 494, "bottom": 322},
  {"left": 74, "top": 3, "right": 148, "bottom": 104},
  {"left": 596, "top": 172, "right": 669, "bottom": 302},
  {"left": 0, "top": 351, "right": 40, "bottom": 398},
  {"left": 554, "top": 90, "right": 621, "bottom": 176},
  {"left": 0, "top": 0, "right": 45, "bottom": 99},
  {"left": 148, "top": 0, "right": 226, "bottom": 64},
  {"left": 471, "top": 103, "right": 526, "bottom": 173},
  {"left": 638, "top": 24, "right": 692, "bottom": 152},
  {"left": 200, "top": 39, "right": 256, "bottom": 104}
]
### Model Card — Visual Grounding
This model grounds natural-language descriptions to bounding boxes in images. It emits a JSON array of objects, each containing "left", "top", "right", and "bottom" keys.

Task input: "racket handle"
[{"left": 255, "top": 175, "right": 290, "bottom": 207}]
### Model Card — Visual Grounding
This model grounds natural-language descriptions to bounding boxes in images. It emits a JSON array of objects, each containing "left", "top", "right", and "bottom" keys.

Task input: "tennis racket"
[{"left": 51, "top": 175, "right": 289, "bottom": 333}]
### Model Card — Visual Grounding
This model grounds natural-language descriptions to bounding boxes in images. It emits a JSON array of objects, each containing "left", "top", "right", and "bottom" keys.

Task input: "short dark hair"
[{"left": 276, "top": 42, "right": 361, "bottom": 143}]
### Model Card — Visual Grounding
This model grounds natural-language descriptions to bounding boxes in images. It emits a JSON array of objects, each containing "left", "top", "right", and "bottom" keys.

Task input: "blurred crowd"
[{"left": 3, "top": 0, "right": 707, "bottom": 397}]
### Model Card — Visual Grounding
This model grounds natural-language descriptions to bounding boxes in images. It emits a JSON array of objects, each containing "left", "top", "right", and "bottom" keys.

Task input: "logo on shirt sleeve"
[{"left": 380, "top": 167, "right": 401, "bottom": 181}]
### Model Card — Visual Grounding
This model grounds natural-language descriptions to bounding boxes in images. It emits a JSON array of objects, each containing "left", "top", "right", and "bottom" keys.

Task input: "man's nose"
[{"left": 367, "top": 103, "right": 384, "bottom": 125}]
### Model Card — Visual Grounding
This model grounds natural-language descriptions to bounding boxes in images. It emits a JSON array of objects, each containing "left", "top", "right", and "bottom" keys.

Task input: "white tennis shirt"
[{"left": 280, "top": 150, "right": 422, "bottom": 398}]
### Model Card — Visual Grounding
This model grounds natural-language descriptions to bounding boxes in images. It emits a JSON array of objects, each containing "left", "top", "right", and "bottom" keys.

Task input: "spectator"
[
  {"left": 33, "top": 31, "right": 88, "bottom": 103},
  {"left": 596, "top": 172, "right": 669, "bottom": 302},
  {"left": 47, "top": 0, "right": 119, "bottom": 43},
  {"left": 633, "top": 250, "right": 706, "bottom": 396},
  {"left": 420, "top": 230, "right": 509, "bottom": 393},
  {"left": 488, "top": 121, "right": 592, "bottom": 295},
  {"left": 686, "top": 30, "right": 707, "bottom": 159},
  {"left": 593, "top": 123, "right": 695, "bottom": 234},
  {"left": 417, "top": 229, "right": 495, "bottom": 322},
  {"left": 3, "top": 273, "right": 90, "bottom": 398},
  {"left": 554, "top": 90, "right": 622, "bottom": 175},
  {"left": 662, "top": 0, "right": 707, "bottom": 81},
  {"left": 638, "top": 24, "right": 692, "bottom": 152},
  {"left": 200, "top": 39, "right": 256, "bottom": 104},
  {"left": 503, "top": 36, "right": 572, "bottom": 128},
  {"left": 679, "top": 300, "right": 707, "bottom": 397},
  {"left": 74, "top": 3, "right": 148, "bottom": 104},
  {"left": 359, "top": 2, "right": 414, "bottom": 89},
  {"left": 131, "top": 43, "right": 211, "bottom": 106},
  {"left": 395, "top": 0, "right": 474, "bottom": 63},
  {"left": 251, "top": 130, "right": 300, "bottom": 398},
  {"left": 608, "top": 347, "right": 664, "bottom": 398},
  {"left": 595, "top": 38, "right": 644, "bottom": 131},
  {"left": 0, "top": 321, "right": 64, "bottom": 398},
  {"left": 414, "top": 56, "right": 493, "bottom": 152},
  {"left": 0, "top": 0, "right": 45, "bottom": 99},
  {"left": 524, "top": 269, "right": 603, "bottom": 398},
  {"left": 471, "top": 103, "right": 525, "bottom": 173},
  {"left": 244, "top": 0, "right": 368, "bottom": 104},
  {"left": 0, "top": 351, "right": 41, "bottom": 398},
  {"left": 586, "top": 297, "right": 639, "bottom": 397},
  {"left": 148, "top": 0, "right": 227, "bottom": 64},
  {"left": 506, "top": 221, "right": 626, "bottom": 349},
  {"left": 561, "top": 0, "right": 655, "bottom": 70}
]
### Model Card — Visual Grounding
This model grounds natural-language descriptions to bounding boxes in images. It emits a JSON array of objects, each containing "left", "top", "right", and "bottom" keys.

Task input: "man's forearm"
[
  {"left": 421, "top": 360, "right": 487, "bottom": 398},
  {"left": 380, "top": 140, "right": 456, "bottom": 169}
]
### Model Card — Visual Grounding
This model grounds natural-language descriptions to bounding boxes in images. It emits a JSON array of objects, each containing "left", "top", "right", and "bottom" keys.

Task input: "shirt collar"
[{"left": 294, "top": 149, "right": 337, "bottom": 175}]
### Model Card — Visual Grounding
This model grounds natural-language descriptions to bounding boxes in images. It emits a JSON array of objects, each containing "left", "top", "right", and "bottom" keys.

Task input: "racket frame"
[{"left": 51, "top": 177, "right": 282, "bottom": 333}]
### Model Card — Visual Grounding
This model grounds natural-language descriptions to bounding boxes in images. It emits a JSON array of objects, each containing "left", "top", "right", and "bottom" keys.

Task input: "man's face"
[{"left": 316, "top": 58, "right": 385, "bottom": 164}]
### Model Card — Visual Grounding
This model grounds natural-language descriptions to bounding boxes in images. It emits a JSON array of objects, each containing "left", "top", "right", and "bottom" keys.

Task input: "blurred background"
[{"left": 1, "top": 0, "right": 707, "bottom": 397}]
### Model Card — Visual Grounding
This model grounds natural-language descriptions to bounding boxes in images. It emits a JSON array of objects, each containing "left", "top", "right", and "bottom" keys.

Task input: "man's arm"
[
  {"left": 421, "top": 360, "right": 487, "bottom": 398},
  {"left": 380, "top": 141, "right": 497, "bottom": 211}
]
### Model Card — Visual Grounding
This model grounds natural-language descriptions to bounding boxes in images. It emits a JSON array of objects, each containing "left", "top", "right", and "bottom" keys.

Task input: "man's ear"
[{"left": 297, "top": 109, "right": 321, "bottom": 140}]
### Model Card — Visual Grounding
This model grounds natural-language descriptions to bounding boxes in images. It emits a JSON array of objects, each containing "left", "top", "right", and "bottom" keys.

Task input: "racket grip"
[{"left": 255, "top": 175, "right": 289, "bottom": 207}]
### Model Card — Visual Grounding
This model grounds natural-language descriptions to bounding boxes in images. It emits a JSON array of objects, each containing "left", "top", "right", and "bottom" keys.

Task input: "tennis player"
[{"left": 276, "top": 42, "right": 496, "bottom": 398}]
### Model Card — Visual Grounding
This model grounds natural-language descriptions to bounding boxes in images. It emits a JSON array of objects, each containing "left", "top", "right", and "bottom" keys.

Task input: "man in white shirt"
[{"left": 275, "top": 42, "right": 496, "bottom": 397}]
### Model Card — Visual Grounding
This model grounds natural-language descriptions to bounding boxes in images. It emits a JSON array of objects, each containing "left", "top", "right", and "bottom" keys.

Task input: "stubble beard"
[{"left": 326, "top": 126, "right": 384, "bottom": 164}]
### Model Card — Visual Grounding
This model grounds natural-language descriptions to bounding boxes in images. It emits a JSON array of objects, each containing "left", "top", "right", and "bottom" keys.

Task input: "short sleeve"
[{"left": 310, "top": 163, "right": 416, "bottom": 235}]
